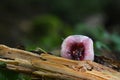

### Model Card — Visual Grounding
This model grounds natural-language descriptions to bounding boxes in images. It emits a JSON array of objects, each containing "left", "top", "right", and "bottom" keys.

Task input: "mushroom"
[{"left": 61, "top": 35, "right": 94, "bottom": 61}]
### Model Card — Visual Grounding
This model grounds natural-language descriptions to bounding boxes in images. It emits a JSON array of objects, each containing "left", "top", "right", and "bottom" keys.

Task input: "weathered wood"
[{"left": 0, "top": 45, "right": 120, "bottom": 80}]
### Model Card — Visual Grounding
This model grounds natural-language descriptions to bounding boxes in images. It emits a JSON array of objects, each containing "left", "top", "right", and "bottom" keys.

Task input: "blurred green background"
[
  {"left": 1, "top": 0, "right": 120, "bottom": 58},
  {"left": 0, "top": 0, "right": 120, "bottom": 60},
  {"left": 0, "top": 0, "right": 120, "bottom": 79},
  {"left": 0, "top": 0, "right": 120, "bottom": 59}
]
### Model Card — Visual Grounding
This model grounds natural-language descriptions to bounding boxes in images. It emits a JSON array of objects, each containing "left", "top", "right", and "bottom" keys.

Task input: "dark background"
[{"left": 0, "top": 0, "right": 120, "bottom": 59}]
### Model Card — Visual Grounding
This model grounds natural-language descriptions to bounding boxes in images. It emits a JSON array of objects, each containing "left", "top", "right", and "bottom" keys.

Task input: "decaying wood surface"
[{"left": 0, "top": 44, "right": 120, "bottom": 80}]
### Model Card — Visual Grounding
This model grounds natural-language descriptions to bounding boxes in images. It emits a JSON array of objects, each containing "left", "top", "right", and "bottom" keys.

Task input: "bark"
[{"left": 0, "top": 45, "right": 120, "bottom": 80}]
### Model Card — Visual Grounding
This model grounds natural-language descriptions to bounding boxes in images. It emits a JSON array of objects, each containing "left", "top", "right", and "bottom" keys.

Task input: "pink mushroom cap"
[{"left": 61, "top": 35, "right": 94, "bottom": 61}]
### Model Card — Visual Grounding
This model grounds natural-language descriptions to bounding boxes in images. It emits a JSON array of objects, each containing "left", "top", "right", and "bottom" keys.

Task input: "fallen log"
[{"left": 0, "top": 45, "right": 120, "bottom": 80}]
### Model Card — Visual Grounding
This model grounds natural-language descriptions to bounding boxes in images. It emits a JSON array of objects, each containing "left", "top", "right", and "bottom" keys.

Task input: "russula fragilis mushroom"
[{"left": 61, "top": 35, "right": 94, "bottom": 61}]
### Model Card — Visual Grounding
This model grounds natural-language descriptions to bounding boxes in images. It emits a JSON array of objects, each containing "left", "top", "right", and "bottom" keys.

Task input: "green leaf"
[{"left": 0, "top": 62, "right": 6, "bottom": 68}]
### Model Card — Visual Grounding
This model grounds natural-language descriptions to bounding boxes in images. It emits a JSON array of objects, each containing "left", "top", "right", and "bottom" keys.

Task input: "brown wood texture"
[{"left": 0, "top": 45, "right": 120, "bottom": 80}]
